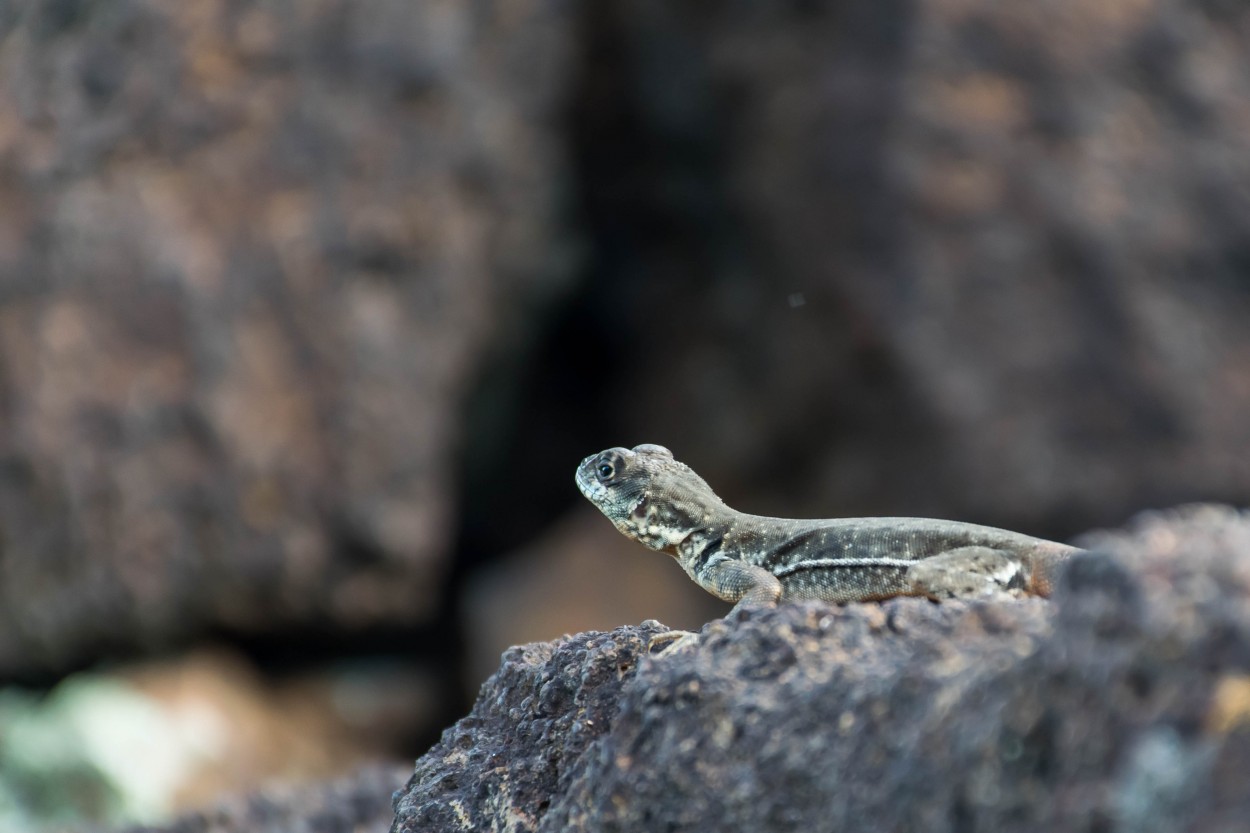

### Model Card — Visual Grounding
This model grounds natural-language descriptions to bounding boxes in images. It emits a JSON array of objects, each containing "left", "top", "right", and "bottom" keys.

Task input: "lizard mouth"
[{"left": 574, "top": 456, "right": 605, "bottom": 502}]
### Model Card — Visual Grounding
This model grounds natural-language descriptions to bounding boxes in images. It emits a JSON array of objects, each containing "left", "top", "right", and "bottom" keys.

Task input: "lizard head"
[{"left": 575, "top": 444, "right": 725, "bottom": 553}]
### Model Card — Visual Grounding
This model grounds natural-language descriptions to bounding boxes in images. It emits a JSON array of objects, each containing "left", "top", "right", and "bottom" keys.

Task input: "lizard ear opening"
[
  {"left": 628, "top": 492, "right": 651, "bottom": 520},
  {"left": 632, "top": 443, "right": 673, "bottom": 458}
]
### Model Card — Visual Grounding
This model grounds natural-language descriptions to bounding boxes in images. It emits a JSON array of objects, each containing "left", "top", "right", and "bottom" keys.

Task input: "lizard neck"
[
  {"left": 670, "top": 505, "right": 755, "bottom": 572},
  {"left": 677, "top": 508, "right": 836, "bottom": 573},
  {"left": 619, "top": 485, "right": 737, "bottom": 556}
]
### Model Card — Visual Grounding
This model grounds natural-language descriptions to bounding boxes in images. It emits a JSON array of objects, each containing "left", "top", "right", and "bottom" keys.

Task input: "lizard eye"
[{"left": 596, "top": 461, "right": 615, "bottom": 481}]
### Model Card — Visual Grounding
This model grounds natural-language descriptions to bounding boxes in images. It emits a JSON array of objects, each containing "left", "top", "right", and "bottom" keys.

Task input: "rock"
[
  {"left": 109, "top": 764, "right": 409, "bottom": 833},
  {"left": 0, "top": 648, "right": 432, "bottom": 830},
  {"left": 460, "top": 511, "right": 724, "bottom": 688},
  {"left": 393, "top": 504, "right": 1250, "bottom": 832},
  {"left": 0, "top": 0, "right": 575, "bottom": 675},
  {"left": 391, "top": 620, "right": 672, "bottom": 833},
  {"left": 563, "top": 0, "right": 1250, "bottom": 531}
]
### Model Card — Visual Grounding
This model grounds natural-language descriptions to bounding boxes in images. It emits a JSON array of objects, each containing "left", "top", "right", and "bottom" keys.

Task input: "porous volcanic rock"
[{"left": 395, "top": 504, "right": 1250, "bottom": 833}]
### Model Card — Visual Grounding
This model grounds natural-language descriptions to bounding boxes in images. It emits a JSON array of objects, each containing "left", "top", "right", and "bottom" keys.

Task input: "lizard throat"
[{"left": 618, "top": 493, "right": 703, "bottom": 554}]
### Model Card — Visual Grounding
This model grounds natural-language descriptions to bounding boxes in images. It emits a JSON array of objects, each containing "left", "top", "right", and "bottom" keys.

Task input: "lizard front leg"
[
  {"left": 696, "top": 558, "right": 784, "bottom": 614},
  {"left": 649, "top": 560, "right": 783, "bottom": 655},
  {"left": 906, "top": 546, "right": 1029, "bottom": 599}
]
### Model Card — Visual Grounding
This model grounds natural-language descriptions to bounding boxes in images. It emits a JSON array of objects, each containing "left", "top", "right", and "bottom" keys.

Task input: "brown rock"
[
  {"left": 0, "top": 0, "right": 575, "bottom": 674},
  {"left": 571, "top": 0, "right": 1250, "bottom": 530},
  {"left": 111, "top": 763, "right": 409, "bottom": 833}
]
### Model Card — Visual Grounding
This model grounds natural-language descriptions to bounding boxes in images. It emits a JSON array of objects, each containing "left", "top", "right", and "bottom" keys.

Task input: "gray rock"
[
  {"left": 392, "top": 620, "right": 672, "bottom": 833},
  {"left": 394, "top": 505, "right": 1250, "bottom": 832}
]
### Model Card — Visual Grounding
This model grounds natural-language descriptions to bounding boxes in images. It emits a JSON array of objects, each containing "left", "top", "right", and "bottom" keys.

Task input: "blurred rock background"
[{"left": 0, "top": 0, "right": 1248, "bottom": 828}]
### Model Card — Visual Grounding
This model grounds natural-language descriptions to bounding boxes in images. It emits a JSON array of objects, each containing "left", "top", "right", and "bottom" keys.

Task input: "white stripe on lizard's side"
[{"left": 772, "top": 558, "right": 918, "bottom": 578}]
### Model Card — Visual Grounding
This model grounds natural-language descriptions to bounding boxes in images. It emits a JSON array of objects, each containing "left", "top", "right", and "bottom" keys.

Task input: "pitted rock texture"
[
  {"left": 395, "top": 505, "right": 1250, "bottom": 833},
  {"left": 0, "top": 0, "right": 573, "bottom": 674},
  {"left": 391, "top": 621, "right": 672, "bottom": 833}
]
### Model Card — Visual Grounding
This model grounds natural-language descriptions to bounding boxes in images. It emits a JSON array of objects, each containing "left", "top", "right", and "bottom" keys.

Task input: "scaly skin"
[{"left": 575, "top": 444, "right": 1082, "bottom": 615}]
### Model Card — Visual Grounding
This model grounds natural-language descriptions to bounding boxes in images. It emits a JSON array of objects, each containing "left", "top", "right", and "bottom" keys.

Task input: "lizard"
[{"left": 575, "top": 444, "right": 1084, "bottom": 643}]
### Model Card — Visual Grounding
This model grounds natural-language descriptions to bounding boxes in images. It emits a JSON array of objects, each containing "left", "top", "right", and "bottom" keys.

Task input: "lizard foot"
[{"left": 646, "top": 629, "right": 701, "bottom": 656}]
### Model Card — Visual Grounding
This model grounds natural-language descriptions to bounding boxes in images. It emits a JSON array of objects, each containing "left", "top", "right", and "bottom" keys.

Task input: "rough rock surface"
[
  {"left": 393, "top": 620, "right": 673, "bottom": 833},
  {"left": 394, "top": 504, "right": 1250, "bottom": 832},
  {"left": 0, "top": 0, "right": 573, "bottom": 675}
]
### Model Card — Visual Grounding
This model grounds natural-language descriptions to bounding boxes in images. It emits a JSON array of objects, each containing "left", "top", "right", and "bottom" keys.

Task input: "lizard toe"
[{"left": 647, "top": 629, "right": 701, "bottom": 656}]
